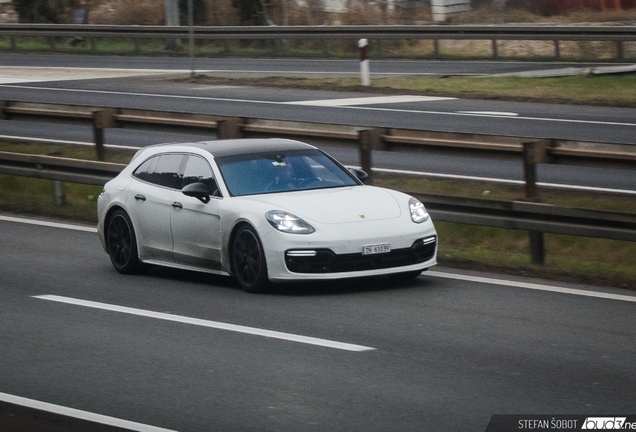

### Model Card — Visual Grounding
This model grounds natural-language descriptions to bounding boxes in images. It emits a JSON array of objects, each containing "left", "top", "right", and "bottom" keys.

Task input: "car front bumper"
[{"left": 261, "top": 218, "right": 437, "bottom": 282}]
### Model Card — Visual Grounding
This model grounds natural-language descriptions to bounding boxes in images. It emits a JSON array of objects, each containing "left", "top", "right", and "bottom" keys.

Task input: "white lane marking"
[
  {"left": 33, "top": 295, "right": 375, "bottom": 352},
  {"left": 283, "top": 95, "right": 456, "bottom": 106},
  {"left": 0, "top": 134, "right": 140, "bottom": 150},
  {"left": 0, "top": 78, "right": 49, "bottom": 84},
  {"left": 3, "top": 84, "right": 636, "bottom": 128},
  {"left": 0, "top": 215, "right": 97, "bottom": 233},
  {"left": 0, "top": 391, "right": 178, "bottom": 432},
  {"left": 0, "top": 67, "right": 191, "bottom": 84},
  {"left": 427, "top": 271, "right": 636, "bottom": 303},
  {"left": 458, "top": 111, "right": 519, "bottom": 117},
  {"left": 368, "top": 166, "right": 636, "bottom": 195}
]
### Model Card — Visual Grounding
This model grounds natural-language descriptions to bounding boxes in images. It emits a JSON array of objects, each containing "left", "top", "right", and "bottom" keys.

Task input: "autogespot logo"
[{"left": 582, "top": 418, "right": 631, "bottom": 430}]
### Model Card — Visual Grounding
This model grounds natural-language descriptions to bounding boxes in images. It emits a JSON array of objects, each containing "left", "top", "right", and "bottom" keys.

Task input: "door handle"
[
  {"left": 134, "top": 194, "right": 146, "bottom": 201},
  {"left": 172, "top": 202, "right": 183, "bottom": 209}
]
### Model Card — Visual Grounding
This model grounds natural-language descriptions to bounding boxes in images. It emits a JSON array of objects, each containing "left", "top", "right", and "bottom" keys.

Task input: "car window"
[
  {"left": 133, "top": 154, "right": 184, "bottom": 189},
  {"left": 215, "top": 149, "right": 359, "bottom": 196},
  {"left": 181, "top": 155, "right": 219, "bottom": 195}
]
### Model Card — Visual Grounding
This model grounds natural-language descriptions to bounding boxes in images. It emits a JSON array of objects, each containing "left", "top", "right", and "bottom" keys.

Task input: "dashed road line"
[
  {"left": 427, "top": 271, "right": 636, "bottom": 303},
  {"left": 283, "top": 95, "right": 456, "bottom": 106},
  {"left": 0, "top": 215, "right": 98, "bottom": 233},
  {"left": 0, "top": 392, "right": 178, "bottom": 432},
  {"left": 33, "top": 295, "right": 376, "bottom": 352}
]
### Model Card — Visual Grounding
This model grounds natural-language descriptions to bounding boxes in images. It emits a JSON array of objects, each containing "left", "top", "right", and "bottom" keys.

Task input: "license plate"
[{"left": 363, "top": 243, "right": 391, "bottom": 255}]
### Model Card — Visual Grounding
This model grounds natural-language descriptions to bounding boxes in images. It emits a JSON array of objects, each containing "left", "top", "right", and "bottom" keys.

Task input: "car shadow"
[
  {"left": 139, "top": 264, "right": 429, "bottom": 296},
  {"left": 267, "top": 276, "right": 428, "bottom": 296}
]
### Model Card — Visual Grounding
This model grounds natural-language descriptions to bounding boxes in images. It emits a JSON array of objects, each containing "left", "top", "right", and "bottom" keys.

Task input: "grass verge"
[
  {"left": 1, "top": 140, "right": 634, "bottom": 289},
  {"left": 185, "top": 74, "right": 636, "bottom": 108}
]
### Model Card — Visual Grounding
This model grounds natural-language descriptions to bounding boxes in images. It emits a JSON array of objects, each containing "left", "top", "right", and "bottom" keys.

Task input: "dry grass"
[{"left": 89, "top": 0, "right": 165, "bottom": 25}]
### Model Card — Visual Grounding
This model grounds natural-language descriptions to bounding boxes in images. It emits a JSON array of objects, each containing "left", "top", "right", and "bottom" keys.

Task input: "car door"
[
  {"left": 126, "top": 153, "right": 184, "bottom": 262},
  {"left": 171, "top": 154, "right": 223, "bottom": 270}
]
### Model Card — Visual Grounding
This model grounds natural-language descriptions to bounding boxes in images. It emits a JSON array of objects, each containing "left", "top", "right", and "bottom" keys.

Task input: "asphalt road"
[{"left": 1, "top": 215, "right": 636, "bottom": 431}]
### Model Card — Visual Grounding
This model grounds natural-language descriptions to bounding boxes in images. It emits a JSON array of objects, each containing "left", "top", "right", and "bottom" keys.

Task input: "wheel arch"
[
  {"left": 104, "top": 205, "right": 142, "bottom": 263},
  {"left": 103, "top": 205, "right": 127, "bottom": 241},
  {"left": 227, "top": 220, "right": 257, "bottom": 277}
]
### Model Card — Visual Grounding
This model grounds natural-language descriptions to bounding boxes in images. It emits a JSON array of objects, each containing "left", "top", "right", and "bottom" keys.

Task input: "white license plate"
[{"left": 363, "top": 243, "right": 391, "bottom": 255}]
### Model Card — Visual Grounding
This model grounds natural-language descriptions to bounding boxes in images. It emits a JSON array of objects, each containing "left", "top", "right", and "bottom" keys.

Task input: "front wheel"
[
  {"left": 232, "top": 225, "right": 270, "bottom": 293},
  {"left": 106, "top": 209, "right": 140, "bottom": 274}
]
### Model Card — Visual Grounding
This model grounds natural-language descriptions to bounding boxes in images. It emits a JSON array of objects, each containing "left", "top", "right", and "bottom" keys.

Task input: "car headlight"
[
  {"left": 409, "top": 198, "right": 430, "bottom": 223},
  {"left": 266, "top": 211, "right": 315, "bottom": 234}
]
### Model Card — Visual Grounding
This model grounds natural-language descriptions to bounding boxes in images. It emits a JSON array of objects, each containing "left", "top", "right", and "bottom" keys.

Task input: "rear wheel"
[
  {"left": 232, "top": 225, "right": 269, "bottom": 293},
  {"left": 106, "top": 209, "right": 140, "bottom": 274}
]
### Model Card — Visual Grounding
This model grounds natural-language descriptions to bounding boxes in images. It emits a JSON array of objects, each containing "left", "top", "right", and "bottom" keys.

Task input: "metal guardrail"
[
  {"left": 2, "top": 101, "right": 636, "bottom": 170},
  {"left": 1, "top": 24, "right": 636, "bottom": 40},
  {"left": 2, "top": 24, "right": 636, "bottom": 59},
  {"left": 0, "top": 151, "right": 121, "bottom": 185},
  {"left": 1, "top": 152, "right": 635, "bottom": 244},
  {"left": 1, "top": 100, "right": 636, "bottom": 263},
  {"left": 415, "top": 193, "right": 636, "bottom": 242}
]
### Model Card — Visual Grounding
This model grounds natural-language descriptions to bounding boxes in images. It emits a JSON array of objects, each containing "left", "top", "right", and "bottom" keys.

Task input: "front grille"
[{"left": 285, "top": 236, "right": 436, "bottom": 274}]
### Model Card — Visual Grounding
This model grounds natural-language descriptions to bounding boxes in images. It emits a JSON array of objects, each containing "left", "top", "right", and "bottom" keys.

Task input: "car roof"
[{"left": 145, "top": 138, "right": 317, "bottom": 158}]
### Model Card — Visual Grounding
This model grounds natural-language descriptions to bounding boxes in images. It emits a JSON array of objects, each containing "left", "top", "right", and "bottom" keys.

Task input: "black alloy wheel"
[
  {"left": 106, "top": 209, "right": 140, "bottom": 274},
  {"left": 232, "top": 225, "right": 269, "bottom": 293}
]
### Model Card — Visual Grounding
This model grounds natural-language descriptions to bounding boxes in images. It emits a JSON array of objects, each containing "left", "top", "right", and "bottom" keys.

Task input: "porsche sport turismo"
[{"left": 97, "top": 139, "right": 437, "bottom": 292}]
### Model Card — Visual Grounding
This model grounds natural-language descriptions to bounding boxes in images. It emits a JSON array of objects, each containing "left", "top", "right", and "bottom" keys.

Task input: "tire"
[
  {"left": 389, "top": 269, "right": 423, "bottom": 283},
  {"left": 232, "top": 225, "right": 270, "bottom": 293},
  {"left": 106, "top": 209, "right": 141, "bottom": 274}
]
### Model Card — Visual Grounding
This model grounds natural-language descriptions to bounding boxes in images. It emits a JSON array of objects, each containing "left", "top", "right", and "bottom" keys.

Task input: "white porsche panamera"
[{"left": 97, "top": 139, "right": 437, "bottom": 292}]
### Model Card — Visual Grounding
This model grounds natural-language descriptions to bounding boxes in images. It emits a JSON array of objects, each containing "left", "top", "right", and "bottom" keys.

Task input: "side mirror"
[
  {"left": 182, "top": 182, "right": 210, "bottom": 203},
  {"left": 349, "top": 168, "right": 369, "bottom": 183}
]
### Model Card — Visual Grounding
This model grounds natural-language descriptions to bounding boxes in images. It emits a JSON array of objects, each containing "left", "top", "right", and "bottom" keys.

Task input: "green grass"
[
  {"left": 0, "top": 141, "right": 135, "bottom": 222},
  {"left": 217, "top": 74, "right": 636, "bottom": 107},
  {"left": 435, "top": 222, "right": 636, "bottom": 289},
  {"left": 0, "top": 175, "right": 102, "bottom": 222}
]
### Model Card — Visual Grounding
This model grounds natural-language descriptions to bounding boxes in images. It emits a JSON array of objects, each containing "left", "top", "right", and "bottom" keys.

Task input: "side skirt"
[{"left": 142, "top": 259, "right": 231, "bottom": 277}]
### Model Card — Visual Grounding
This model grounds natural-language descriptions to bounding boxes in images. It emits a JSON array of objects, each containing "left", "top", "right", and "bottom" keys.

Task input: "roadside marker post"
[{"left": 358, "top": 38, "right": 370, "bottom": 86}]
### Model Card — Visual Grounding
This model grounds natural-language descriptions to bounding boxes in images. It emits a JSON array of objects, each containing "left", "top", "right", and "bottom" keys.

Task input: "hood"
[{"left": 250, "top": 186, "right": 402, "bottom": 224}]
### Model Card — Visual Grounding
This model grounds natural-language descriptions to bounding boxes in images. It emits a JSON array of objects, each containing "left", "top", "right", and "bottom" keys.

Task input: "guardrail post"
[
  {"left": 90, "top": 38, "right": 97, "bottom": 52},
  {"left": 0, "top": 101, "right": 7, "bottom": 120},
  {"left": 616, "top": 41, "right": 624, "bottom": 61},
  {"left": 92, "top": 109, "right": 116, "bottom": 161},
  {"left": 134, "top": 38, "right": 140, "bottom": 54},
  {"left": 376, "top": 40, "right": 383, "bottom": 59},
  {"left": 529, "top": 231, "right": 545, "bottom": 265},
  {"left": 433, "top": 39, "right": 440, "bottom": 58},
  {"left": 52, "top": 181, "right": 66, "bottom": 207},
  {"left": 492, "top": 39, "right": 498, "bottom": 59},
  {"left": 522, "top": 140, "right": 549, "bottom": 200},
  {"left": 523, "top": 142, "right": 539, "bottom": 200},
  {"left": 523, "top": 140, "right": 549, "bottom": 265},
  {"left": 322, "top": 40, "right": 329, "bottom": 57},
  {"left": 358, "top": 129, "right": 383, "bottom": 184},
  {"left": 217, "top": 118, "right": 244, "bottom": 139},
  {"left": 554, "top": 40, "right": 560, "bottom": 59},
  {"left": 10, "top": 36, "right": 16, "bottom": 51}
]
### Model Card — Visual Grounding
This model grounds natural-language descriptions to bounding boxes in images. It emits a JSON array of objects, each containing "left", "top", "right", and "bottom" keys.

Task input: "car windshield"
[{"left": 215, "top": 149, "right": 359, "bottom": 196}]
